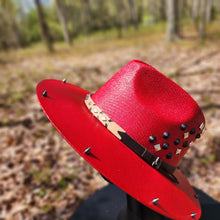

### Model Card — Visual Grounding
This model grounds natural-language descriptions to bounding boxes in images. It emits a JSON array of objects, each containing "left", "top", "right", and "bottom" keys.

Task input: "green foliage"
[
  {"left": 41, "top": 205, "right": 52, "bottom": 212},
  {"left": 22, "top": 9, "right": 41, "bottom": 43},
  {"left": 0, "top": 0, "right": 219, "bottom": 49},
  {"left": 202, "top": 153, "right": 216, "bottom": 165},
  {"left": 58, "top": 178, "right": 68, "bottom": 190},
  {"left": 37, "top": 187, "right": 47, "bottom": 198}
]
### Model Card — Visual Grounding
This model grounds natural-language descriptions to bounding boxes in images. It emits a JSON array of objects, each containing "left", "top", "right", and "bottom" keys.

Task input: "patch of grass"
[
  {"left": 55, "top": 193, "right": 61, "bottom": 200},
  {"left": 65, "top": 174, "right": 75, "bottom": 181},
  {"left": 1, "top": 119, "right": 10, "bottom": 126},
  {"left": 34, "top": 130, "right": 46, "bottom": 138},
  {"left": 37, "top": 187, "right": 47, "bottom": 198},
  {"left": 25, "top": 84, "right": 34, "bottom": 93},
  {"left": 28, "top": 168, "right": 51, "bottom": 184},
  {"left": 202, "top": 153, "right": 216, "bottom": 165},
  {"left": 202, "top": 95, "right": 213, "bottom": 106},
  {"left": 41, "top": 205, "right": 52, "bottom": 212},
  {"left": 201, "top": 158, "right": 208, "bottom": 165},
  {"left": 210, "top": 107, "right": 217, "bottom": 117},
  {"left": 58, "top": 178, "right": 68, "bottom": 190}
]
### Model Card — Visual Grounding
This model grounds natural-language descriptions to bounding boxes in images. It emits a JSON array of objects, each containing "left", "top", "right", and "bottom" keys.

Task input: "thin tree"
[
  {"left": 137, "top": 0, "right": 144, "bottom": 23},
  {"left": 199, "top": 0, "right": 207, "bottom": 40},
  {"left": 0, "top": 0, "right": 21, "bottom": 49},
  {"left": 150, "top": 0, "right": 157, "bottom": 23},
  {"left": 127, "top": 0, "right": 138, "bottom": 30},
  {"left": 55, "top": 0, "right": 71, "bottom": 45},
  {"left": 192, "top": 0, "right": 200, "bottom": 30},
  {"left": 114, "top": 0, "right": 126, "bottom": 38},
  {"left": 34, "top": 0, "right": 54, "bottom": 52},
  {"left": 160, "top": 0, "right": 166, "bottom": 20},
  {"left": 81, "top": 0, "right": 91, "bottom": 35},
  {"left": 166, "top": 0, "right": 180, "bottom": 42},
  {"left": 206, "top": 0, "right": 213, "bottom": 22}
]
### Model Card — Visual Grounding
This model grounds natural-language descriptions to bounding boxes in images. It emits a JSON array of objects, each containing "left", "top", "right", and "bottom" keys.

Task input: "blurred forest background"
[{"left": 0, "top": 0, "right": 220, "bottom": 219}]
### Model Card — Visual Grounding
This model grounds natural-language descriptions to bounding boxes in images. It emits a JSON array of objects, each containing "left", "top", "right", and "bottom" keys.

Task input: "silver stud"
[
  {"left": 191, "top": 213, "right": 197, "bottom": 218},
  {"left": 189, "top": 141, "right": 193, "bottom": 146},
  {"left": 152, "top": 198, "right": 159, "bottom": 205},
  {"left": 184, "top": 132, "right": 189, "bottom": 139},
  {"left": 101, "top": 116, "right": 107, "bottom": 121},
  {"left": 202, "top": 127, "right": 205, "bottom": 133},
  {"left": 199, "top": 122, "right": 204, "bottom": 130},
  {"left": 42, "top": 90, "right": 47, "bottom": 97},
  {"left": 85, "top": 94, "right": 89, "bottom": 100},
  {"left": 93, "top": 108, "right": 98, "bottom": 113},
  {"left": 62, "top": 78, "right": 66, "bottom": 83},
  {"left": 84, "top": 147, "right": 91, "bottom": 155},
  {"left": 176, "top": 148, "right": 181, "bottom": 155},
  {"left": 154, "top": 144, "right": 161, "bottom": 151}
]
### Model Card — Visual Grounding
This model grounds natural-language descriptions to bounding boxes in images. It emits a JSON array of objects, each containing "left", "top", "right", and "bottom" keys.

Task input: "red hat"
[{"left": 36, "top": 60, "right": 205, "bottom": 220}]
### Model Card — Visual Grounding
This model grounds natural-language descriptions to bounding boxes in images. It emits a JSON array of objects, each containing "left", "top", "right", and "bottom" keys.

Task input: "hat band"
[{"left": 85, "top": 94, "right": 178, "bottom": 184}]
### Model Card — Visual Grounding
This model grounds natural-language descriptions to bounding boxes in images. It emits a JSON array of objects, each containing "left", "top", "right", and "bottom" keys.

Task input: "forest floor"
[{"left": 0, "top": 20, "right": 220, "bottom": 220}]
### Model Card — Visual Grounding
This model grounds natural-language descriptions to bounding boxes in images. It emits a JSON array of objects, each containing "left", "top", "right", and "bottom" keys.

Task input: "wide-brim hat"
[{"left": 36, "top": 60, "right": 205, "bottom": 220}]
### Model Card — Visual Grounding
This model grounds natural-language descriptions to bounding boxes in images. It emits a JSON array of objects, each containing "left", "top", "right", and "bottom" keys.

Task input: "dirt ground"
[{"left": 0, "top": 28, "right": 220, "bottom": 220}]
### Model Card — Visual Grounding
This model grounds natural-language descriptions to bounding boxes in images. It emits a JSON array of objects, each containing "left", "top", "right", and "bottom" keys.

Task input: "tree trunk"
[
  {"left": 150, "top": 0, "right": 157, "bottom": 23},
  {"left": 127, "top": 0, "right": 138, "bottom": 30},
  {"left": 137, "top": 0, "right": 144, "bottom": 23},
  {"left": 11, "top": 21, "right": 22, "bottom": 48},
  {"left": 166, "top": 0, "right": 180, "bottom": 42},
  {"left": 160, "top": 0, "right": 166, "bottom": 20},
  {"left": 199, "top": 0, "right": 207, "bottom": 40},
  {"left": 174, "top": 0, "right": 180, "bottom": 34},
  {"left": 114, "top": 0, "right": 125, "bottom": 38},
  {"left": 34, "top": 0, "right": 54, "bottom": 52},
  {"left": 82, "top": 0, "right": 91, "bottom": 35},
  {"left": 219, "top": 0, "right": 220, "bottom": 13},
  {"left": 55, "top": 0, "right": 71, "bottom": 46},
  {"left": 192, "top": 0, "right": 200, "bottom": 30},
  {"left": 206, "top": 0, "right": 213, "bottom": 22}
]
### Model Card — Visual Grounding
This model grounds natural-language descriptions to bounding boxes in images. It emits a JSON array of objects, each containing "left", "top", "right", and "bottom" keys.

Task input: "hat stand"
[
  {"left": 102, "top": 175, "right": 162, "bottom": 219},
  {"left": 102, "top": 175, "right": 162, "bottom": 220},
  {"left": 70, "top": 175, "right": 220, "bottom": 220},
  {"left": 117, "top": 194, "right": 163, "bottom": 220}
]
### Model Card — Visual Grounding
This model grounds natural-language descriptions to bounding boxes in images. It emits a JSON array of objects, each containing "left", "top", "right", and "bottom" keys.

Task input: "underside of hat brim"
[{"left": 36, "top": 79, "right": 201, "bottom": 220}]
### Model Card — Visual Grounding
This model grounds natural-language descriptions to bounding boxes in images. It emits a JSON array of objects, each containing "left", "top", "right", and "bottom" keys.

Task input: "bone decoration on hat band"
[{"left": 85, "top": 93, "right": 179, "bottom": 184}]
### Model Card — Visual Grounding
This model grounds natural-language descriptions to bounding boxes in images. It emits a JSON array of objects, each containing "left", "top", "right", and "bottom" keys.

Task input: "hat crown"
[{"left": 93, "top": 60, "right": 205, "bottom": 166}]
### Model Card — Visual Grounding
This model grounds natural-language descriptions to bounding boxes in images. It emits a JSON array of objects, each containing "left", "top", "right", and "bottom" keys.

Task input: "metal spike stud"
[
  {"left": 191, "top": 213, "right": 197, "bottom": 218},
  {"left": 62, "top": 78, "right": 66, "bottom": 83},
  {"left": 149, "top": 136, "right": 156, "bottom": 143},
  {"left": 152, "top": 198, "right": 159, "bottom": 205},
  {"left": 84, "top": 147, "right": 91, "bottom": 155},
  {"left": 42, "top": 90, "right": 47, "bottom": 97}
]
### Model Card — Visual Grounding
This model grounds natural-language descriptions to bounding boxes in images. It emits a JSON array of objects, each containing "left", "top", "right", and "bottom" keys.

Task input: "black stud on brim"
[
  {"left": 84, "top": 147, "right": 91, "bottom": 155},
  {"left": 42, "top": 90, "right": 47, "bottom": 97}
]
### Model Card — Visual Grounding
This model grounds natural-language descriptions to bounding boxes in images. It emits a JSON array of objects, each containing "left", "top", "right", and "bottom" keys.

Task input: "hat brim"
[{"left": 36, "top": 79, "right": 201, "bottom": 220}]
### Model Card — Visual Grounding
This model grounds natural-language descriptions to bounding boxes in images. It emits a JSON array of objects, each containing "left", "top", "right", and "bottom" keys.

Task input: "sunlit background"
[{"left": 0, "top": 0, "right": 220, "bottom": 219}]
